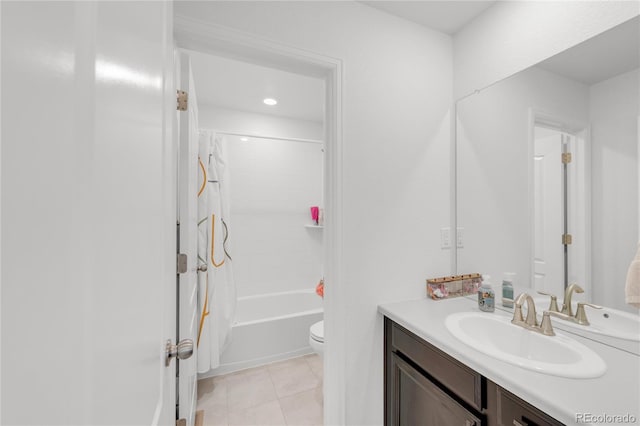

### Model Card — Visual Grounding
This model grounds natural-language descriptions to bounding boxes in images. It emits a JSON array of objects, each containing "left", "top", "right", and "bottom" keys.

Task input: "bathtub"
[{"left": 205, "top": 289, "right": 323, "bottom": 377}]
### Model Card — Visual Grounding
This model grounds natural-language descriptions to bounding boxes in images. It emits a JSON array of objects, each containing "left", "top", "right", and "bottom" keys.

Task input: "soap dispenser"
[{"left": 478, "top": 275, "right": 495, "bottom": 312}]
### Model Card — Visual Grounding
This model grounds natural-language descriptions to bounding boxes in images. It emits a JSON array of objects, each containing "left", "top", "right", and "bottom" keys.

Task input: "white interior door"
[
  {"left": 534, "top": 130, "right": 564, "bottom": 295},
  {"left": 176, "top": 51, "right": 200, "bottom": 426},
  {"left": 1, "top": 2, "right": 176, "bottom": 425}
]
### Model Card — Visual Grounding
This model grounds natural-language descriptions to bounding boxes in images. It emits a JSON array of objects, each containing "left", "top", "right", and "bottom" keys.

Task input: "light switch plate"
[
  {"left": 457, "top": 227, "right": 464, "bottom": 248},
  {"left": 441, "top": 227, "right": 451, "bottom": 249}
]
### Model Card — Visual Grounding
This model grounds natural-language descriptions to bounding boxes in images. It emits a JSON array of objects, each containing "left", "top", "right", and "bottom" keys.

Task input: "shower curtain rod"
[{"left": 214, "top": 130, "right": 323, "bottom": 145}]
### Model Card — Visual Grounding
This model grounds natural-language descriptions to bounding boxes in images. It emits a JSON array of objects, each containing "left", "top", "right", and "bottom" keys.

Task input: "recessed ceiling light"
[
  {"left": 263, "top": 98, "right": 278, "bottom": 106},
  {"left": 240, "top": 137, "right": 249, "bottom": 142}
]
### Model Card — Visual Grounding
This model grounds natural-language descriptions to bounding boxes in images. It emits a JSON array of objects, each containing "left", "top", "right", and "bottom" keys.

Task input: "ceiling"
[
  {"left": 186, "top": 2, "right": 499, "bottom": 122},
  {"left": 537, "top": 16, "right": 639, "bottom": 86},
  {"left": 361, "top": 1, "right": 497, "bottom": 35},
  {"left": 188, "top": 49, "right": 325, "bottom": 123}
]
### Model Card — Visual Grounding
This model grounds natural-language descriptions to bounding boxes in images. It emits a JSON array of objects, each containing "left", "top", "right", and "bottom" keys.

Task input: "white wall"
[
  {"left": 454, "top": 1, "right": 639, "bottom": 98},
  {"left": 174, "top": 2, "right": 453, "bottom": 424},
  {"left": 223, "top": 135, "right": 324, "bottom": 298},
  {"left": 590, "top": 69, "right": 639, "bottom": 312},
  {"left": 457, "top": 66, "right": 589, "bottom": 288},
  {"left": 199, "top": 105, "right": 323, "bottom": 141}
]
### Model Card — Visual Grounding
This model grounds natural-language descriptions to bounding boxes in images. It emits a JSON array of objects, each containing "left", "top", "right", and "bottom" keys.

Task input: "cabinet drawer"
[
  {"left": 494, "top": 385, "right": 564, "bottom": 426},
  {"left": 389, "top": 320, "right": 483, "bottom": 411}
]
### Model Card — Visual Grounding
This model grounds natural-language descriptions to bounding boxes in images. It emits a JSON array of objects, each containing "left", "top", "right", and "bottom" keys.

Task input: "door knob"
[{"left": 165, "top": 339, "right": 194, "bottom": 366}]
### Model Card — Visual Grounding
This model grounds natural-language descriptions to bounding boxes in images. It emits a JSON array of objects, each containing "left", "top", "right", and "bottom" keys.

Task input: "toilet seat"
[{"left": 310, "top": 320, "right": 324, "bottom": 343}]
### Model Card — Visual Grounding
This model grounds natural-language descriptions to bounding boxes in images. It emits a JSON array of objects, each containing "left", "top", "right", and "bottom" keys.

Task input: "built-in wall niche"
[{"left": 455, "top": 17, "right": 639, "bottom": 314}]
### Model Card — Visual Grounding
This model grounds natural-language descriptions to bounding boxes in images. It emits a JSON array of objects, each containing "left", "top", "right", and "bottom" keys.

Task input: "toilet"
[{"left": 309, "top": 320, "right": 324, "bottom": 357}]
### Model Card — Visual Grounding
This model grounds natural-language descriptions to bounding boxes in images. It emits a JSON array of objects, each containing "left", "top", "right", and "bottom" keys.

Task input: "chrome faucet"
[{"left": 511, "top": 293, "right": 555, "bottom": 336}]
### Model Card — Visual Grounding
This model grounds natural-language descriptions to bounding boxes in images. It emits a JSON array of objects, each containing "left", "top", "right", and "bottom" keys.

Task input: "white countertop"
[{"left": 379, "top": 296, "right": 640, "bottom": 426}]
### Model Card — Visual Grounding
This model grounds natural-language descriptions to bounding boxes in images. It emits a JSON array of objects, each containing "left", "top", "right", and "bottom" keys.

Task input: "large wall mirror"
[{"left": 456, "top": 16, "right": 639, "bottom": 314}]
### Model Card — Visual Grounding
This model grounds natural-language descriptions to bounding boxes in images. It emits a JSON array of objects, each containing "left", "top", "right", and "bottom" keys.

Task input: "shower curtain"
[{"left": 196, "top": 130, "right": 236, "bottom": 373}]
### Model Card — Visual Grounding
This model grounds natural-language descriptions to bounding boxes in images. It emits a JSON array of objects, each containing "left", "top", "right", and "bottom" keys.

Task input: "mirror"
[{"left": 456, "top": 17, "right": 639, "bottom": 315}]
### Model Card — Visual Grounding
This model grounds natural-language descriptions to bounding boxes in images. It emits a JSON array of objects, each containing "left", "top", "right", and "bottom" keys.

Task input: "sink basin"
[
  {"left": 445, "top": 312, "right": 607, "bottom": 378},
  {"left": 533, "top": 298, "right": 640, "bottom": 342}
]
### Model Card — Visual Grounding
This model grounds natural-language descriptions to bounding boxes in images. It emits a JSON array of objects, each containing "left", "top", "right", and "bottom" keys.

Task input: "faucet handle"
[
  {"left": 574, "top": 302, "right": 602, "bottom": 326},
  {"left": 511, "top": 304, "right": 524, "bottom": 323},
  {"left": 539, "top": 311, "right": 556, "bottom": 336},
  {"left": 536, "top": 291, "right": 560, "bottom": 312}
]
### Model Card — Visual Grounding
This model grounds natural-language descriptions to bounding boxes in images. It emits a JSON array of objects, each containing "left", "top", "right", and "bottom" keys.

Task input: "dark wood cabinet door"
[
  {"left": 389, "top": 353, "right": 481, "bottom": 426},
  {"left": 488, "top": 382, "right": 564, "bottom": 426}
]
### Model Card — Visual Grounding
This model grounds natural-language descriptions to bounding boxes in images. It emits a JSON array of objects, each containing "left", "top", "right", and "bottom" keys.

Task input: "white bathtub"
[{"left": 205, "top": 289, "right": 323, "bottom": 377}]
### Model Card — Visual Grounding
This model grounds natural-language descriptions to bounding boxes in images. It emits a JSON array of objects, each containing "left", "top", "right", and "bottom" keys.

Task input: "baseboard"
[{"left": 198, "top": 347, "right": 314, "bottom": 379}]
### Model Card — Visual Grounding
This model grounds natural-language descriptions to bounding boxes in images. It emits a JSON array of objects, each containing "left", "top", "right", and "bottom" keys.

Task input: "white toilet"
[{"left": 309, "top": 320, "right": 324, "bottom": 357}]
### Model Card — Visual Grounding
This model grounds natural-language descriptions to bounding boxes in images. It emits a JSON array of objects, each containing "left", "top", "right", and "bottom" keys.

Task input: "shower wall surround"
[
  {"left": 198, "top": 105, "right": 323, "bottom": 142},
  {"left": 198, "top": 107, "right": 324, "bottom": 298},
  {"left": 226, "top": 135, "right": 324, "bottom": 298}
]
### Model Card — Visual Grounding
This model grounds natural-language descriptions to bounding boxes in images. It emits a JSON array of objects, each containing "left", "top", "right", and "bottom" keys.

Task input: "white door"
[
  {"left": 176, "top": 51, "right": 200, "bottom": 426},
  {"left": 1, "top": 2, "right": 176, "bottom": 425},
  {"left": 534, "top": 130, "right": 564, "bottom": 296}
]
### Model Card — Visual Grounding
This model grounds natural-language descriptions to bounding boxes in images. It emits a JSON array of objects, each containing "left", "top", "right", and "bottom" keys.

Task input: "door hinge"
[
  {"left": 176, "top": 419, "right": 187, "bottom": 426},
  {"left": 562, "top": 234, "right": 573, "bottom": 245},
  {"left": 177, "top": 90, "right": 188, "bottom": 111},
  {"left": 561, "top": 152, "right": 572, "bottom": 164},
  {"left": 177, "top": 253, "right": 188, "bottom": 274}
]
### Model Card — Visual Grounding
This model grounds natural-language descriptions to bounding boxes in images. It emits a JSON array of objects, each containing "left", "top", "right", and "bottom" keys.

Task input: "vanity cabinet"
[{"left": 384, "top": 318, "right": 564, "bottom": 426}]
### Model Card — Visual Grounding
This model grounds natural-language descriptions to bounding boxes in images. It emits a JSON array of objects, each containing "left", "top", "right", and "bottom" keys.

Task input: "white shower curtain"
[{"left": 197, "top": 130, "right": 236, "bottom": 373}]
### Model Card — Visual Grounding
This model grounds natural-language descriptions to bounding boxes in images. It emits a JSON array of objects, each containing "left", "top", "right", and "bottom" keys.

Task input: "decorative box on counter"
[{"left": 426, "top": 273, "right": 482, "bottom": 300}]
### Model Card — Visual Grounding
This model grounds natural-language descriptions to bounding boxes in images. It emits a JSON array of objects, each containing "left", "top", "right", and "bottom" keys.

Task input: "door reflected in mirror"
[{"left": 533, "top": 124, "right": 588, "bottom": 298}]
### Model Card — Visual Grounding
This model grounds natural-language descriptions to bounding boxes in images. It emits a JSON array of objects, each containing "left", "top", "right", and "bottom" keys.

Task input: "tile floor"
[{"left": 197, "top": 354, "right": 323, "bottom": 426}]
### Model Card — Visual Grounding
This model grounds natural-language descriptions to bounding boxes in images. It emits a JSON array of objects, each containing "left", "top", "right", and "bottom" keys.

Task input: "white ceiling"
[
  {"left": 188, "top": 49, "right": 325, "bottom": 123},
  {"left": 361, "top": 1, "right": 497, "bottom": 35},
  {"left": 537, "top": 16, "right": 639, "bottom": 85},
  {"left": 186, "top": 2, "right": 498, "bottom": 122}
]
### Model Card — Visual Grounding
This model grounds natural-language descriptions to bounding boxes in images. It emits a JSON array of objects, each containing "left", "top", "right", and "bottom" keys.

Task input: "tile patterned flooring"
[{"left": 197, "top": 354, "right": 323, "bottom": 426}]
